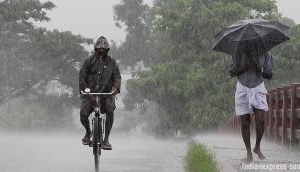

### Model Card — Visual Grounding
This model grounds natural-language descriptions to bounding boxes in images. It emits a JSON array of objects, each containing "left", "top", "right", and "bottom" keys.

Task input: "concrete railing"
[{"left": 265, "top": 83, "right": 300, "bottom": 146}]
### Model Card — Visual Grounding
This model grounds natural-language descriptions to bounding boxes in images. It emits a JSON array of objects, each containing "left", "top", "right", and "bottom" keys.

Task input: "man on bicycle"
[{"left": 79, "top": 36, "right": 121, "bottom": 150}]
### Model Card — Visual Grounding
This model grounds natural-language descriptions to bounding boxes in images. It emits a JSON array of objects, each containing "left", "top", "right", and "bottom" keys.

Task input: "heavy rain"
[{"left": 1, "top": 0, "right": 300, "bottom": 172}]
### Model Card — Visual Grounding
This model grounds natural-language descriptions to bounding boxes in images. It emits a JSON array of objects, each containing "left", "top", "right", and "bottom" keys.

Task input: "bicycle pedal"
[
  {"left": 89, "top": 143, "right": 93, "bottom": 147},
  {"left": 101, "top": 147, "right": 112, "bottom": 150}
]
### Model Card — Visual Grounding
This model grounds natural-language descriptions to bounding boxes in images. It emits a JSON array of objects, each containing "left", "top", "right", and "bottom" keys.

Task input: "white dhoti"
[{"left": 235, "top": 81, "right": 268, "bottom": 116}]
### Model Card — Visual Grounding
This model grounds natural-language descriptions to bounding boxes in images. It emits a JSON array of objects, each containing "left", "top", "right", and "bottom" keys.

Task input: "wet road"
[
  {"left": 0, "top": 132, "right": 187, "bottom": 172},
  {"left": 194, "top": 133, "right": 300, "bottom": 172}
]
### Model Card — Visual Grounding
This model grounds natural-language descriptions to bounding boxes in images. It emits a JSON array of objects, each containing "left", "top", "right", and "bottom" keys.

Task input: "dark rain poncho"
[{"left": 79, "top": 54, "right": 121, "bottom": 94}]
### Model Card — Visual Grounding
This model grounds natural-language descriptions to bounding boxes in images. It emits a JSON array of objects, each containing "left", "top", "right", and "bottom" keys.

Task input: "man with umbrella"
[
  {"left": 230, "top": 47, "right": 273, "bottom": 162},
  {"left": 213, "top": 19, "right": 290, "bottom": 163}
]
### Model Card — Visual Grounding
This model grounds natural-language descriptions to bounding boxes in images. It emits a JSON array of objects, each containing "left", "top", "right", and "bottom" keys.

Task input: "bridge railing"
[
  {"left": 221, "top": 83, "right": 300, "bottom": 147},
  {"left": 265, "top": 83, "right": 300, "bottom": 146}
]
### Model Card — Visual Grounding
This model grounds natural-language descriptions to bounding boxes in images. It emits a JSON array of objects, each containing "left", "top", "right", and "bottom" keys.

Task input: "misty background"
[
  {"left": 1, "top": 0, "right": 300, "bottom": 135},
  {"left": 1, "top": 0, "right": 300, "bottom": 171}
]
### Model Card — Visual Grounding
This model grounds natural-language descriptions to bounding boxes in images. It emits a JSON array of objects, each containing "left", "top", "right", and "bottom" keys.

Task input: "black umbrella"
[{"left": 213, "top": 19, "right": 290, "bottom": 56}]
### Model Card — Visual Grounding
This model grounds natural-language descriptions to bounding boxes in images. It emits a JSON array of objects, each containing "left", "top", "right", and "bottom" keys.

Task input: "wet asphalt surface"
[
  {"left": 2, "top": 131, "right": 299, "bottom": 172},
  {"left": 0, "top": 132, "right": 187, "bottom": 172}
]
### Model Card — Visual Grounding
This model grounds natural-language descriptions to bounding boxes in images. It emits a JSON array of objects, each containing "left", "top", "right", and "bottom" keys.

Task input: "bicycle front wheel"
[{"left": 93, "top": 117, "right": 101, "bottom": 172}]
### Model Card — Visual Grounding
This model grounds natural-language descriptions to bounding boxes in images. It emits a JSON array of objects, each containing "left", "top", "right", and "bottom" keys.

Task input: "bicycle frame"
[
  {"left": 91, "top": 95, "right": 105, "bottom": 147},
  {"left": 80, "top": 90, "right": 114, "bottom": 172}
]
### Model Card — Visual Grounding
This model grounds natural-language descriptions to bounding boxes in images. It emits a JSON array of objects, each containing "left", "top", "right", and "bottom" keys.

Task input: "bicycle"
[{"left": 81, "top": 89, "right": 114, "bottom": 172}]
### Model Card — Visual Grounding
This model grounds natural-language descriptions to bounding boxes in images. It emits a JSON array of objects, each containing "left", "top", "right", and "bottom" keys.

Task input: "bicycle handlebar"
[{"left": 80, "top": 90, "right": 114, "bottom": 95}]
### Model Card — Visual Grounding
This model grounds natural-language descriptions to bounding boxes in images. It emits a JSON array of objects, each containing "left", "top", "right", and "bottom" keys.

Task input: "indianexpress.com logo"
[{"left": 242, "top": 163, "right": 300, "bottom": 171}]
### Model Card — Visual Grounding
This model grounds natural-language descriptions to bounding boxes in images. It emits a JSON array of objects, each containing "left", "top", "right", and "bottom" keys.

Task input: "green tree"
[
  {"left": 113, "top": 0, "right": 161, "bottom": 68},
  {"left": 0, "top": 0, "right": 92, "bottom": 129},
  {"left": 119, "top": 0, "right": 282, "bottom": 135},
  {"left": 0, "top": 0, "right": 55, "bottom": 99},
  {"left": 270, "top": 23, "right": 300, "bottom": 88}
]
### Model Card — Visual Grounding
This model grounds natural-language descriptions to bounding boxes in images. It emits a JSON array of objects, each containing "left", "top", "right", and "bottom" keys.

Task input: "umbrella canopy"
[{"left": 213, "top": 19, "right": 290, "bottom": 56}]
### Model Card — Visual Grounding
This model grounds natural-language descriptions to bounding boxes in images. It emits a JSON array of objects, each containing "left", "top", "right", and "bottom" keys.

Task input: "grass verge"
[{"left": 186, "top": 142, "right": 220, "bottom": 172}]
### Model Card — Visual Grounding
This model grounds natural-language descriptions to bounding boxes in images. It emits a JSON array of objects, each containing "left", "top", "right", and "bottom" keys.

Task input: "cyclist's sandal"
[{"left": 101, "top": 143, "right": 112, "bottom": 150}]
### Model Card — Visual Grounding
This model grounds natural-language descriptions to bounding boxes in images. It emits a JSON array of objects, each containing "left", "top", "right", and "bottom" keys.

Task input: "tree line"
[
  {"left": 0, "top": 0, "right": 92, "bottom": 130},
  {"left": 113, "top": 0, "right": 300, "bottom": 135},
  {"left": 1, "top": 0, "right": 299, "bottom": 134}
]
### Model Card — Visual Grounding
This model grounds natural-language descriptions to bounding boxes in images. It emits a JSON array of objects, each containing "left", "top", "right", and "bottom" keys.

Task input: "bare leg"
[
  {"left": 240, "top": 114, "right": 253, "bottom": 162},
  {"left": 80, "top": 117, "right": 91, "bottom": 135},
  {"left": 80, "top": 114, "right": 92, "bottom": 144},
  {"left": 253, "top": 108, "right": 266, "bottom": 160},
  {"left": 104, "top": 111, "right": 114, "bottom": 143},
  {"left": 79, "top": 97, "right": 93, "bottom": 145},
  {"left": 101, "top": 97, "right": 115, "bottom": 150}
]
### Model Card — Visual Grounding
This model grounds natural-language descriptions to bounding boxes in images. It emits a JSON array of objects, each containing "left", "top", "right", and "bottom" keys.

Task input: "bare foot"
[
  {"left": 253, "top": 148, "right": 266, "bottom": 160},
  {"left": 241, "top": 152, "right": 253, "bottom": 163}
]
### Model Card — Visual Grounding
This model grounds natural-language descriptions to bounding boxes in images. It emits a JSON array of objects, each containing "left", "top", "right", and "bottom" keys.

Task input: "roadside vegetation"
[{"left": 186, "top": 142, "right": 219, "bottom": 172}]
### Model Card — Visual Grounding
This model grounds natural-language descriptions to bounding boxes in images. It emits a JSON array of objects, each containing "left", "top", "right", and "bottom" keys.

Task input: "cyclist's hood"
[{"left": 94, "top": 36, "right": 110, "bottom": 50}]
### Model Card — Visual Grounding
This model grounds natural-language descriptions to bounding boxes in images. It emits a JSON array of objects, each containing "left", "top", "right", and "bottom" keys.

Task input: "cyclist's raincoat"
[
  {"left": 79, "top": 36, "right": 121, "bottom": 94},
  {"left": 79, "top": 54, "right": 121, "bottom": 94},
  {"left": 79, "top": 36, "right": 121, "bottom": 119}
]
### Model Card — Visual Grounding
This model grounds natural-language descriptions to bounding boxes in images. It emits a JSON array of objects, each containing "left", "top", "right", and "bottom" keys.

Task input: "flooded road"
[{"left": 0, "top": 132, "right": 187, "bottom": 172}]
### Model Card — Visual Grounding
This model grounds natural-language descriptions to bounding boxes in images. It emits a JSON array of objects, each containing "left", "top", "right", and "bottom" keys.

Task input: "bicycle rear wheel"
[{"left": 93, "top": 117, "right": 102, "bottom": 172}]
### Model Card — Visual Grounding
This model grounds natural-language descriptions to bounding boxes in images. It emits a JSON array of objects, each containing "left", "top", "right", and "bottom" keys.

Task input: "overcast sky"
[
  {"left": 277, "top": 0, "right": 300, "bottom": 23},
  {"left": 38, "top": 0, "right": 300, "bottom": 44}
]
